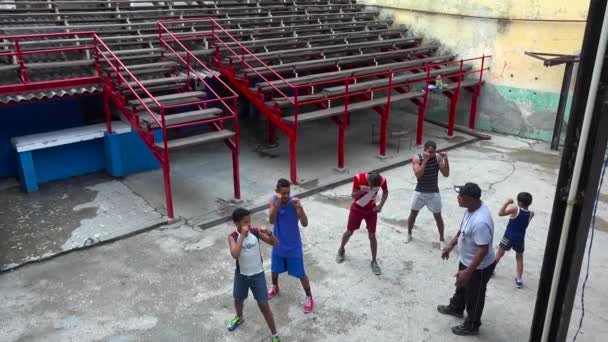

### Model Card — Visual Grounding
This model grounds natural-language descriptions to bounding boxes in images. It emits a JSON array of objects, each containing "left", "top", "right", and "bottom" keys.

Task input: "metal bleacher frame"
[
  {"left": 157, "top": 17, "right": 489, "bottom": 184},
  {"left": 0, "top": 0, "right": 490, "bottom": 217}
]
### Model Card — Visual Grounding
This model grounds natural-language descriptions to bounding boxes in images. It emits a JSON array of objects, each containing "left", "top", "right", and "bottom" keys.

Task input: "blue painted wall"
[
  {"left": 34, "top": 138, "right": 106, "bottom": 183},
  {"left": 3, "top": 96, "right": 160, "bottom": 191},
  {"left": 117, "top": 131, "right": 160, "bottom": 174},
  {"left": 0, "top": 96, "right": 100, "bottom": 177}
]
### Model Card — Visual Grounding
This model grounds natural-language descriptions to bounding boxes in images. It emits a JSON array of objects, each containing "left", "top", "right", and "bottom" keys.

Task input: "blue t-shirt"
[
  {"left": 504, "top": 208, "right": 532, "bottom": 242},
  {"left": 272, "top": 196, "right": 303, "bottom": 258}
]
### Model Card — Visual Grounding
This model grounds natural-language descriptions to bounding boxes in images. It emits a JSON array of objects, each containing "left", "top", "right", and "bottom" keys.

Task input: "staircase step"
[
  {"left": 103, "top": 47, "right": 163, "bottom": 55},
  {"left": 127, "top": 91, "right": 206, "bottom": 108},
  {"left": 108, "top": 67, "right": 177, "bottom": 79},
  {"left": 121, "top": 75, "right": 190, "bottom": 88},
  {"left": 107, "top": 61, "right": 177, "bottom": 71},
  {"left": 140, "top": 108, "right": 223, "bottom": 128},
  {"left": 155, "top": 130, "right": 236, "bottom": 149},
  {"left": 126, "top": 83, "right": 186, "bottom": 95}
]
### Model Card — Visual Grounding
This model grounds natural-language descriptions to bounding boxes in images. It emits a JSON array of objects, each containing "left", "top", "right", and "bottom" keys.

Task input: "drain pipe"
[{"left": 541, "top": 4, "right": 608, "bottom": 342}]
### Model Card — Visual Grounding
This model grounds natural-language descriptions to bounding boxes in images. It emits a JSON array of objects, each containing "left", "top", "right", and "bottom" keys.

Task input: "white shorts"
[{"left": 411, "top": 191, "right": 442, "bottom": 213}]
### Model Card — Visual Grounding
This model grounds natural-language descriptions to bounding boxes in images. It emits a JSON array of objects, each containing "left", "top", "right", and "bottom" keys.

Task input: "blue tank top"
[
  {"left": 272, "top": 196, "right": 303, "bottom": 258},
  {"left": 504, "top": 208, "right": 531, "bottom": 241}
]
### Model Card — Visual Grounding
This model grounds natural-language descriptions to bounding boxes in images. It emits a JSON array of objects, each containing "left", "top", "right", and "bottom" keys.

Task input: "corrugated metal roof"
[{"left": 0, "top": 85, "right": 102, "bottom": 104}]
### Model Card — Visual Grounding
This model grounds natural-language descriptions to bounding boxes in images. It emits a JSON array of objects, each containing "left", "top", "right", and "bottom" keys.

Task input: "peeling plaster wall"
[{"left": 361, "top": 0, "right": 588, "bottom": 142}]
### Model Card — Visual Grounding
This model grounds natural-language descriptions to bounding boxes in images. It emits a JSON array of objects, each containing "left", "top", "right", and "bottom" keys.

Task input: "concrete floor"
[
  {"left": 0, "top": 175, "right": 164, "bottom": 270},
  {"left": 1, "top": 134, "right": 607, "bottom": 341},
  {"left": 123, "top": 110, "right": 472, "bottom": 223},
  {"left": 1, "top": 110, "right": 473, "bottom": 270}
]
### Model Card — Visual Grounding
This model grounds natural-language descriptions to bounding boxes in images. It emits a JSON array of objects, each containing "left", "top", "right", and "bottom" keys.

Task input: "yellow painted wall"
[{"left": 360, "top": 0, "right": 589, "bottom": 93}]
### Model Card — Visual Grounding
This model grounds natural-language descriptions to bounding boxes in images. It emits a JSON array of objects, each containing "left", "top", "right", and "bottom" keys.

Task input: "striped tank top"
[{"left": 415, "top": 154, "right": 439, "bottom": 193}]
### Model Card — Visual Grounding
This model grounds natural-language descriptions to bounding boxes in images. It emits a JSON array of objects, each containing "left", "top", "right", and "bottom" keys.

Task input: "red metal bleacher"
[
  {"left": 159, "top": 17, "right": 489, "bottom": 184},
  {"left": 0, "top": 30, "right": 240, "bottom": 219}
]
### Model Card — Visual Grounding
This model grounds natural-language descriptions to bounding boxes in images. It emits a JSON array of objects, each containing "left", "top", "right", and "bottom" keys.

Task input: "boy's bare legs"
[
  {"left": 234, "top": 299, "right": 244, "bottom": 318},
  {"left": 271, "top": 272, "right": 279, "bottom": 286},
  {"left": 495, "top": 247, "right": 506, "bottom": 265},
  {"left": 516, "top": 253, "right": 524, "bottom": 280},
  {"left": 299, "top": 276, "right": 312, "bottom": 296},
  {"left": 257, "top": 302, "right": 278, "bottom": 335},
  {"left": 338, "top": 230, "right": 354, "bottom": 255},
  {"left": 433, "top": 212, "right": 445, "bottom": 242},
  {"left": 406, "top": 210, "right": 419, "bottom": 241},
  {"left": 369, "top": 233, "right": 378, "bottom": 262}
]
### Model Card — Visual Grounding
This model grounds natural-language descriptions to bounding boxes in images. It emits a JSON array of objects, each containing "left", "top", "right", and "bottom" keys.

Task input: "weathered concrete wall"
[{"left": 361, "top": 0, "right": 588, "bottom": 142}]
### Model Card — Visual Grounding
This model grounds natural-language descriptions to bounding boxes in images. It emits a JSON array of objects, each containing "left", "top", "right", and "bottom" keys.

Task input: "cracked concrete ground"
[
  {"left": 1, "top": 134, "right": 607, "bottom": 341},
  {"left": 0, "top": 175, "right": 165, "bottom": 270},
  {"left": 1, "top": 111, "right": 472, "bottom": 269}
]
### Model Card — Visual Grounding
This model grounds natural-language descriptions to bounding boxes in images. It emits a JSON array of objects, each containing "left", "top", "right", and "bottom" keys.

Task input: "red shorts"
[{"left": 347, "top": 203, "right": 377, "bottom": 234}]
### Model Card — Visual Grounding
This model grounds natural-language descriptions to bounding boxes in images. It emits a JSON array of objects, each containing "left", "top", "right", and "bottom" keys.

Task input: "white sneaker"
[
  {"left": 440, "top": 241, "right": 446, "bottom": 251},
  {"left": 406, "top": 234, "right": 412, "bottom": 243}
]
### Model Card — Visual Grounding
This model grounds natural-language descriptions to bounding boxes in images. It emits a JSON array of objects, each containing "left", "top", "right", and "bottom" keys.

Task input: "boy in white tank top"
[{"left": 227, "top": 208, "right": 281, "bottom": 342}]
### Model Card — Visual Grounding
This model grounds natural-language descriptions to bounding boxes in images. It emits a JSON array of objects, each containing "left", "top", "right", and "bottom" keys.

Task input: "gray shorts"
[{"left": 411, "top": 191, "right": 442, "bottom": 213}]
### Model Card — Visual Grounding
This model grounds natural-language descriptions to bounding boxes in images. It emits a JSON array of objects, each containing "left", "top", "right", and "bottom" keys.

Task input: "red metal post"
[
  {"left": 103, "top": 85, "right": 112, "bottom": 133},
  {"left": 469, "top": 93, "right": 479, "bottom": 130},
  {"left": 447, "top": 59, "right": 464, "bottom": 137},
  {"left": 416, "top": 65, "right": 431, "bottom": 146},
  {"left": 380, "top": 115, "right": 388, "bottom": 156},
  {"left": 470, "top": 55, "right": 486, "bottom": 130},
  {"left": 338, "top": 125, "right": 345, "bottom": 169},
  {"left": 338, "top": 79, "right": 349, "bottom": 169},
  {"left": 14, "top": 39, "right": 28, "bottom": 83},
  {"left": 268, "top": 119, "right": 276, "bottom": 145},
  {"left": 447, "top": 96, "right": 458, "bottom": 138},
  {"left": 161, "top": 156, "right": 174, "bottom": 219},
  {"left": 290, "top": 88, "right": 299, "bottom": 184},
  {"left": 289, "top": 138, "right": 297, "bottom": 184},
  {"left": 159, "top": 105, "right": 174, "bottom": 218},
  {"left": 232, "top": 148, "right": 241, "bottom": 200},
  {"left": 380, "top": 71, "right": 393, "bottom": 156},
  {"left": 232, "top": 97, "right": 241, "bottom": 200},
  {"left": 93, "top": 35, "right": 103, "bottom": 78}
]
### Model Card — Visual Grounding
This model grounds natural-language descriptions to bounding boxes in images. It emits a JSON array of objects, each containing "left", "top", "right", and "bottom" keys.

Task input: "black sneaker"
[
  {"left": 451, "top": 322, "right": 479, "bottom": 336},
  {"left": 437, "top": 305, "right": 464, "bottom": 318}
]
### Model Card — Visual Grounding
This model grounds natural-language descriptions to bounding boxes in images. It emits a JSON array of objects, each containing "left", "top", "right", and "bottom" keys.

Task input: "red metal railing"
[
  {"left": 426, "top": 56, "right": 491, "bottom": 134},
  {"left": 159, "top": 17, "right": 490, "bottom": 183},
  {"left": 0, "top": 31, "right": 101, "bottom": 94},
  {"left": 0, "top": 28, "right": 242, "bottom": 218},
  {"left": 94, "top": 34, "right": 165, "bottom": 150},
  {"left": 157, "top": 20, "right": 241, "bottom": 202}
]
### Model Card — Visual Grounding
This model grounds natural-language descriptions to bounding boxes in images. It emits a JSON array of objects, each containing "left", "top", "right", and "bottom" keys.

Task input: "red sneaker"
[
  {"left": 304, "top": 296, "right": 314, "bottom": 313},
  {"left": 267, "top": 285, "right": 280, "bottom": 299}
]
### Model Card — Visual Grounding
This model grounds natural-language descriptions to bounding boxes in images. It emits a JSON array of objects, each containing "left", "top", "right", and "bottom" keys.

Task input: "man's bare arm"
[
  {"left": 498, "top": 198, "right": 518, "bottom": 217},
  {"left": 228, "top": 234, "right": 245, "bottom": 259},
  {"left": 438, "top": 152, "right": 450, "bottom": 177},
  {"left": 258, "top": 227, "right": 279, "bottom": 246},
  {"left": 293, "top": 198, "right": 309, "bottom": 227},
  {"left": 378, "top": 190, "right": 388, "bottom": 210},
  {"left": 268, "top": 197, "right": 279, "bottom": 224}
]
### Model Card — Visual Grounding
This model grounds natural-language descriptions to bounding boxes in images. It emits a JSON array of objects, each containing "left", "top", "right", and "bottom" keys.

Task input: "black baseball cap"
[{"left": 454, "top": 183, "right": 482, "bottom": 199}]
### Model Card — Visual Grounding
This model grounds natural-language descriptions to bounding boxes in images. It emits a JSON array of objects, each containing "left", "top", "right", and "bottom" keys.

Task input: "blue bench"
[{"left": 12, "top": 121, "right": 159, "bottom": 192}]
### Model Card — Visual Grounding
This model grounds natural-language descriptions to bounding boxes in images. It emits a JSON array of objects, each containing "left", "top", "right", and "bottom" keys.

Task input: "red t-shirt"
[{"left": 352, "top": 172, "right": 388, "bottom": 209}]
